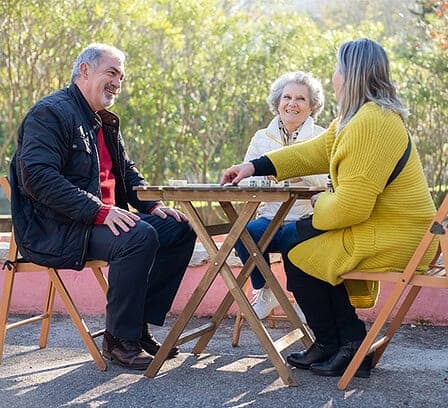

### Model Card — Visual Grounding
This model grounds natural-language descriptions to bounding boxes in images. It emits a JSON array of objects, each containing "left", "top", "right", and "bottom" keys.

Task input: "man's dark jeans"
[{"left": 86, "top": 213, "right": 196, "bottom": 340}]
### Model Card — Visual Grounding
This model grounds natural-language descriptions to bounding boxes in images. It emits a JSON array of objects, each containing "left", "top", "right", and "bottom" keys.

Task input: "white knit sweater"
[{"left": 241, "top": 115, "right": 327, "bottom": 221}]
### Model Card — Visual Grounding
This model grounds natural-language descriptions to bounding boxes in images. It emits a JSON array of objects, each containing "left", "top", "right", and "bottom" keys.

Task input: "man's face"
[{"left": 81, "top": 53, "right": 125, "bottom": 112}]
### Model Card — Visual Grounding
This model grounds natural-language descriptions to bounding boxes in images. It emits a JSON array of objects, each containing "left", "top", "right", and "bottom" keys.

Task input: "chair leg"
[
  {"left": 38, "top": 278, "right": 56, "bottom": 349},
  {"left": 47, "top": 268, "right": 107, "bottom": 371},
  {"left": 265, "top": 295, "right": 297, "bottom": 329},
  {"left": 338, "top": 282, "right": 409, "bottom": 390},
  {"left": 266, "top": 315, "right": 278, "bottom": 329},
  {"left": 231, "top": 311, "right": 244, "bottom": 347},
  {"left": 231, "top": 279, "right": 252, "bottom": 347},
  {"left": 91, "top": 266, "right": 108, "bottom": 295},
  {"left": 372, "top": 286, "right": 422, "bottom": 367},
  {"left": 0, "top": 266, "right": 16, "bottom": 364},
  {"left": 338, "top": 317, "right": 387, "bottom": 390}
]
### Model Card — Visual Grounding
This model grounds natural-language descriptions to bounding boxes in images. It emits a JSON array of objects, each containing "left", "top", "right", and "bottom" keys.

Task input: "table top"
[{"left": 134, "top": 184, "right": 324, "bottom": 202}]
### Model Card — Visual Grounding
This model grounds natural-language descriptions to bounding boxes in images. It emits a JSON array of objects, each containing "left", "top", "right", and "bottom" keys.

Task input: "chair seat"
[
  {"left": 342, "top": 266, "right": 447, "bottom": 288},
  {"left": 1, "top": 251, "right": 108, "bottom": 272},
  {"left": 85, "top": 260, "right": 108, "bottom": 268}
]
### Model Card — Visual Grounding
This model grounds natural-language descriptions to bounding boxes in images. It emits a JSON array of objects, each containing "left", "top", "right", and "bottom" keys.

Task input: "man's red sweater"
[{"left": 94, "top": 128, "right": 116, "bottom": 224}]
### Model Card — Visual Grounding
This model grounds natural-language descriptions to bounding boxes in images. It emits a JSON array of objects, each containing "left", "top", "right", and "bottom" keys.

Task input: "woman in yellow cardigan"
[{"left": 221, "top": 38, "right": 436, "bottom": 378}]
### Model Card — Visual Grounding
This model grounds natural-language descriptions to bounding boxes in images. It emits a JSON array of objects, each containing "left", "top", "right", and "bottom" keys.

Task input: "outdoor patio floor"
[{"left": 0, "top": 315, "right": 447, "bottom": 408}]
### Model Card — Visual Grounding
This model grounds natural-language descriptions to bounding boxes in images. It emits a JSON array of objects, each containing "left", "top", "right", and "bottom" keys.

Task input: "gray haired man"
[{"left": 10, "top": 44, "right": 196, "bottom": 370}]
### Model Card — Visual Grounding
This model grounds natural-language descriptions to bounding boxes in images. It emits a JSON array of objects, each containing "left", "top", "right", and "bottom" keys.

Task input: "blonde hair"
[{"left": 336, "top": 38, "right": 407, "bottom": 132}]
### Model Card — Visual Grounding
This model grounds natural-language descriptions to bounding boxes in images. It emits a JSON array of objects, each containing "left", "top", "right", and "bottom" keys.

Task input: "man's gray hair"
[
  {"left": 71, "top": 43, "right": 125, "bottom": 83},
  {"left": 267, "top": 71, "right": 325, "bottom": 119}
]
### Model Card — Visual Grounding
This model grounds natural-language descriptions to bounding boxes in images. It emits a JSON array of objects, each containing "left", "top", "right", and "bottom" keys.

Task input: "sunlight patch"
[
  {"left": 344, "top": 388, "right": 364, "bottom": 399},
  {"left": 224, "top": 391, "right": 250, "bottom": 405},
  {"left": 217, "top": 357, "right": 266, "bottom": 373},
  {"left": 62, "top": 374, "right": 141, "bottom": 406},
  {"left": 191, "top": 354, "right": 220, "bottom": 369},
  {"left": 158, "top": 353, "right": 189, "bottom": 374},
  {"left": 258, "top": 377, "right": 287, "bottom": 394}
]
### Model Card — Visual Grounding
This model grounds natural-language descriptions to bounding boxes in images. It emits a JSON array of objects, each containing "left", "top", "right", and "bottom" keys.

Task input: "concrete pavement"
[{"left": 0, "top": 315, "right": 447, "bottom": 408}]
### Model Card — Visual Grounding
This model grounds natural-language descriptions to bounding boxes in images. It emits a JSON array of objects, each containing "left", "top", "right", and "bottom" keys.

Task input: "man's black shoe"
[
  {"left": 286, "top": 342, "right": 339, "bottom": 369},
  {"left": 310, "top": 341, "right": 372, "bottom": 378},
  {"left": 102, "top": 330, "right": 152, "bottom": 370},
  {"left": 140, "top": 327, "right": 179, "bottom": 358}
]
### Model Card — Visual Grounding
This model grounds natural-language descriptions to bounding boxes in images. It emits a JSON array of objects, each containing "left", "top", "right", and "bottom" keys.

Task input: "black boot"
[
  {"left": 102, "top": 330, "right": 153, "bottom": 370},
  {"left": 310, "top": 341, "right": 372, "bottom": 378},
  {"left": 140, "top": 325, "right": 179, "bottom": 358},
  {"left": 287, "top": 342, "right": 339, "bottom": 370}
]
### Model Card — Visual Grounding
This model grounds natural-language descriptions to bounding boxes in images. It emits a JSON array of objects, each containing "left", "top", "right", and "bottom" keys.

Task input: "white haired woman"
[
  {"left": 234, "top": 71, "right": 327, "bottom": 319},
  {"left": 222, "top": 39, "right": 437, "bottom": 378}
]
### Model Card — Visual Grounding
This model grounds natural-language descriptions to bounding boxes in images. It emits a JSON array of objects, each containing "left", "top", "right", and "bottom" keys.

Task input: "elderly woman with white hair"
[{"left": 234, "top": 71, "right": 327, "bottom": 320}]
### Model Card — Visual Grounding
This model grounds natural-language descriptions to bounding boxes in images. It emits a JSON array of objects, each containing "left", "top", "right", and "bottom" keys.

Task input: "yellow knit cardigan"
[{"left": 267, "top": 102, "right": 437, "bottom": 308}]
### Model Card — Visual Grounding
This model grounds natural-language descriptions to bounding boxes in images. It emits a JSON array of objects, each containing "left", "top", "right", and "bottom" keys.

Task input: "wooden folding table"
[{"left": 135, "top": 184, "right": 322, "bottom": 386}]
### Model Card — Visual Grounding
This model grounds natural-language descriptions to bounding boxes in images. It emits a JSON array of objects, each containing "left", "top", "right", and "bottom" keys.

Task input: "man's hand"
[
  {"left": 151, "top": 206, "right": 188, "bottom": 222},
  {"left": 104, "top": 207, "right": 140, "bottom": 236},
  {"left": 220, "top": 162, "right": 255, "bottom": 185}
]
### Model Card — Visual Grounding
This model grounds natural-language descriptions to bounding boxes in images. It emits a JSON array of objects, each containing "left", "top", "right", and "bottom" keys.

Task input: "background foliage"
[{"left": 0, "top": 0, "right": 446, "bottom": 205}]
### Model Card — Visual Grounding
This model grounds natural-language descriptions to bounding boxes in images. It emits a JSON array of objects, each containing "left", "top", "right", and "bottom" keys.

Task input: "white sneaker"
[
  {"left": 292, "top": 301, "right": 307, "bottom": 323},
  {"left": 251, "top": 287, "right": 280, "bottom": 319}
]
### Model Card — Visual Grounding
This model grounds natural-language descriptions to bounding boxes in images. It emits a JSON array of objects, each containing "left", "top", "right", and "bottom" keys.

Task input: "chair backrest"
[
  {"left": 0, "top": 177, "right": 11, "bottom": 201},
  {"left": 398, "top": 193, "right": 446, "bottom": 285},
  {"left": 0, "top": 176, "right": 19, "bottom": 264},
  {"left": 343, "top": 193, "right": 447, "bottom": 286},
  {"left": 436, "top": 194, "right": 448, "bottom": 266}
]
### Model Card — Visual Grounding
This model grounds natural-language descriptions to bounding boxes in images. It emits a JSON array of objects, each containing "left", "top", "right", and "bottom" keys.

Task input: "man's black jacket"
[{"left": 10, "top": 83, "right": 160, "bottom": 269}]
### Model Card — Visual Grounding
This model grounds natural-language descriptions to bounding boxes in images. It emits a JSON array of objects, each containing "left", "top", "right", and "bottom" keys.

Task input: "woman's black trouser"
[{"left": 277, "top": 217, "right": 366, "bottom": 348}]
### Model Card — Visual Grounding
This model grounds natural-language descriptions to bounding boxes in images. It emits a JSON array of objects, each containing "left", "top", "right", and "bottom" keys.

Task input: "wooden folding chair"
[
  {"left": 338, "top": 193, "right": 447, "bottom": 390},
  {"left": 0, "top": 176, "right": 109, "bottom": 370}
]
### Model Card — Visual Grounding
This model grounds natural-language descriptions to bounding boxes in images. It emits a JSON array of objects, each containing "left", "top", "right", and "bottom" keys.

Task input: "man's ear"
[{"left": 79, "top": 62, "right": 90, "bottom": 79}]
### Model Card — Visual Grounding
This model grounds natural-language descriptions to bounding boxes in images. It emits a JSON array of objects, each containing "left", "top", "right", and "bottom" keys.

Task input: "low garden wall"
[{"left": 0, "top": 234, "right": 446, "bottom": 325}]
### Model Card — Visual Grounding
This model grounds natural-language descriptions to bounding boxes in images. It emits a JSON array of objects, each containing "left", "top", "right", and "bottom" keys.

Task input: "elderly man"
[{"left": 10, "top": 43, "right": 196, "bottom": 370}]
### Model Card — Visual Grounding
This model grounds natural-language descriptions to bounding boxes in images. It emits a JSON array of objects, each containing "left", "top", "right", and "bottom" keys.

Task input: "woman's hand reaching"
[{"left": 220, "top": 162, "right": 255, "bottom": 185}]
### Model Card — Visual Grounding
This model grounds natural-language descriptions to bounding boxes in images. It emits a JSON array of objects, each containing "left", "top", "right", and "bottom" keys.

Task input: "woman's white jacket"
[{"left": 242, "top": 115, "right": 327, "bottom": 221}]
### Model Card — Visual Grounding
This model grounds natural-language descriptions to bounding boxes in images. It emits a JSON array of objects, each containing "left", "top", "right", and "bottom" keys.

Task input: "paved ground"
[{"left": 0, "top": 315, "right": 447, "bottom": 408}]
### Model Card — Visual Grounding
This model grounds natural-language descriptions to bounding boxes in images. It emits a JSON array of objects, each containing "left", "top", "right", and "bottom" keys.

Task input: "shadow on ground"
[{"left": 0, "top": 315, "right": 447, "bottom": 408}]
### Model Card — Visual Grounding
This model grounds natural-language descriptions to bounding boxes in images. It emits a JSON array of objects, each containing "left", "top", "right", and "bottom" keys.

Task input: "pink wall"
[{"left": 1, "top": 260, "right": 447, "bottom": 325}]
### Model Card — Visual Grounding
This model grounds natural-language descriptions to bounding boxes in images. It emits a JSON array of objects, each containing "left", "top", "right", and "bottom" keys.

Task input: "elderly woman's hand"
[{"left": 220, "top": 162, "right": 255, "bottom": 185}]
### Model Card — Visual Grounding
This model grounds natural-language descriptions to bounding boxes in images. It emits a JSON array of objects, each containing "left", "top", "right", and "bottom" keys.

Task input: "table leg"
[
  {"left": 236, "top": 198, "right": 314, "bottom": 348},
  {"left": 193, "top": 199, "right": 308, "bottom": 386},
  {"left": 194, "top": 197, "right": 312, "bottom": 352},
  {"left": 144, "top": 201, "right": 259, "bottom": 378},
  {"left": 218, "top": 260, "right": 297, "bottom": 386},
  {"left": 190, "top": 200, "right": 299, "bottom": 385},
  {"left": 192, "top": 197, "right": 312, "bottom": 354}
]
